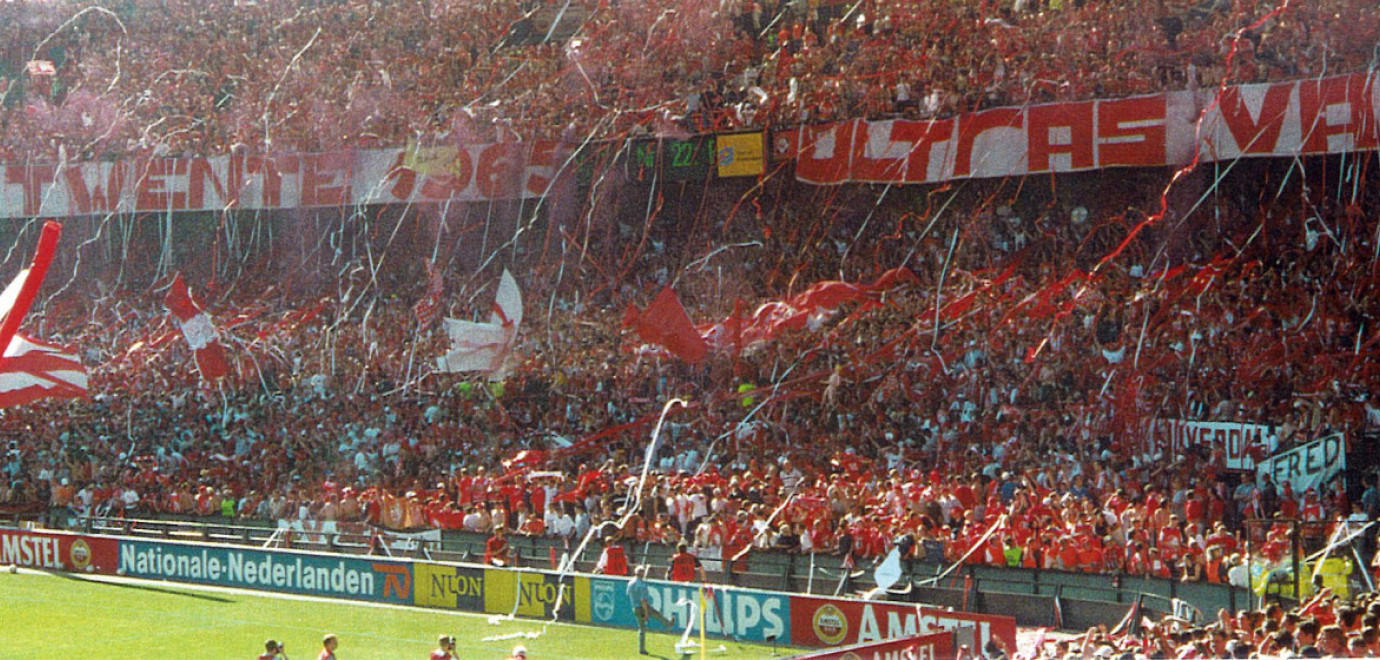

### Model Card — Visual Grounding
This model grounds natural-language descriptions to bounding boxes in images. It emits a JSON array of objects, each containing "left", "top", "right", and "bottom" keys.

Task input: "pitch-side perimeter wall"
[{"left": 0, "top": 529, "right": 1016, "bottom": 650}]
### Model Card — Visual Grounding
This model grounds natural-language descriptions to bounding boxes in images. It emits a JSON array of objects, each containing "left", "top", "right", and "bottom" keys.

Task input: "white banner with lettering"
[
  {"left": 1150, "top": 419, "right": 1271, "bottom": 471},
  {"left": 1255, "top": 433, "right": 1346, "bottom": 494}
]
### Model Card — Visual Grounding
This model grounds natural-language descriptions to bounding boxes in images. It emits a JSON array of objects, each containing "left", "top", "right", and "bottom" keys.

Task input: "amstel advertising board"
[
  {"left": 0, "top": 528, "right": 118, "bottom": 574},
  {"left": 789, "top": 595, "right": 1017, "bottom": 651}
]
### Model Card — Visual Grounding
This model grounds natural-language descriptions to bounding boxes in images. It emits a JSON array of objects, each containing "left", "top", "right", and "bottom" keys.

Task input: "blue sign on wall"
[{"left": 118, "top": 540, "right": 412, "bottom": 604}]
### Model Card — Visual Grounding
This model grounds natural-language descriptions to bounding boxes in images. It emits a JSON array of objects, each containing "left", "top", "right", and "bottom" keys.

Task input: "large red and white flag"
[
  {"left": 163, "top": 273, "right": 229, "bottom": 380},
  {"left": 436, "top": 269, "right": 522, "bottom": 377},
  {"left": 0, "top": 221, "right": 87, "bottom": 407},
  {"left": 0, "top": 334, "right": 87, "bottom": 407}
]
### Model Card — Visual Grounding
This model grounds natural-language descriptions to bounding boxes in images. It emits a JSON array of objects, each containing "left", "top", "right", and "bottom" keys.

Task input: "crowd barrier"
[
  {"left": 31, "top": 516, "right": 1258, "bottom": 630},
  {"left": 0, "top": 526, "right": 1017, "bottom": 651}
]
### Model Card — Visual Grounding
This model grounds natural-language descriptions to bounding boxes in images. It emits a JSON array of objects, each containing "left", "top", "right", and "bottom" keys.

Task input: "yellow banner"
[
  {"left": 716, "top": 132, "right": 765, "bottom": 178},
  {"left": 415, "top": 563, "right": 485, "bottom": 609},
  {"left": 483, "top": 568, "right": 562, "bottom": 618},
  {"left": 403, "top": 143, "right": 464, "bottom": 177}
]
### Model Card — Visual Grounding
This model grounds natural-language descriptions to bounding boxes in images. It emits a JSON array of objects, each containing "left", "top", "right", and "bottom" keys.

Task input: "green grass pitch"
[{"left": 0, "top": 569, "right": 787, "bottom": 659}]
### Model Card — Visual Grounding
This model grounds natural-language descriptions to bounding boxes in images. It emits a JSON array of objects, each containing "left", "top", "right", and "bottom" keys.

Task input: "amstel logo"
[
  {"left": 812, "top": 603, "right": 848, "bottom": 645},
  {"left": 69, "top": 539, "right": 92, "bottom": 571}
]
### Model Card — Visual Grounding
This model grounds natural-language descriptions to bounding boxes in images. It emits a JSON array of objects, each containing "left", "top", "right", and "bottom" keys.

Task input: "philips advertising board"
[
  {"left": 575, "top": 576, "right": 790, "bottom": 644},
  {"left": 118, "top": 539, "right": 412, "bottom": 604}
]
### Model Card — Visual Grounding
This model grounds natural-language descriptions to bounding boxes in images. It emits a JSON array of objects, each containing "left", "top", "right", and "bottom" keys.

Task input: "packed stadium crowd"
[
  {"left": 0, "top": 176, "right": 1372, "bottom": 593},
  {"left": 1037, "top": 587, "right": 1380, "bottom": 659},
  {"left": 0, "top": 2, "right": 1379, "bottom": 655},
  {"left": 0, "top": 0, "right": 1377, "bottom": 161}
]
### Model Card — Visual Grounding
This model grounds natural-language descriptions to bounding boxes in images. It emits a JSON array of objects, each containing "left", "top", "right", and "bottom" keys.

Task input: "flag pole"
[
  {"left": 0, "top": 220, "right": 61, "bottom": 362},
  {"left": 699, "top": 585, "right": 707, "bottom": 660}
]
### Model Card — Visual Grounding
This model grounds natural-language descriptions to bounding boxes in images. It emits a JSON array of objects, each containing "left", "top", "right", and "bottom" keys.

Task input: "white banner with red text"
[
  {"left": 0, "top": 142, "right": 569, "bottom": 219},
  {"left": 777, "top": 72, "right": 1378, "bottom": 184}
]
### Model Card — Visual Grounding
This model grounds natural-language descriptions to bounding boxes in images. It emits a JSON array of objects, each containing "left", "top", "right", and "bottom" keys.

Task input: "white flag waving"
[{"left": 436, "top": 269, "right": 522, "bottom": 378}]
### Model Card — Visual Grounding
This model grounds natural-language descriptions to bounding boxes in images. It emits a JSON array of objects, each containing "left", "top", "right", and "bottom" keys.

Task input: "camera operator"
[{"left": 256, "top": 639, "right": 286, "bottom": 660}]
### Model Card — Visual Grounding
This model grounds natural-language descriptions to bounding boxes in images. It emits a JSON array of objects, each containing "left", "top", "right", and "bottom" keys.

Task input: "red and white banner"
[
  {"left": 789, "top": 595, "right": 1017, "bottom": 651},
  {"left": 0, "top": 221, "right": 85, "bottom": 408},
  {"left": 0, "top": 141, "right": 562, "bottom": 219},
  {"left": 779, "top": 72, "right": 1378, "bottom": 184},
  {"left": 790, "top": 631, "right": 954, "bottom": 660},
  {"left": 25, "top": 60, "right": 55, "bottom": 77},
  {"left": 0, "top": 73, "right": 1373, "bottom": 219}
]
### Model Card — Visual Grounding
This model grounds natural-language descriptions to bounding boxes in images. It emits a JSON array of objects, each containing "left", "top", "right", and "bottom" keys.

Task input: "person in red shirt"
[
  {"left": 595, "top": 535, "right": 629, "bottom": 576},
  {"left": 667, "top": 542, "right": 705, "bottom": 582},
  {"left": 317, "top": 634, "right": 339, "bottom": 660},
  {"left": 430, "top": 634, "right": 456, "bottom": 660},
  {"left": 485, "top": 526, "right": 514, "bottom": 567}
]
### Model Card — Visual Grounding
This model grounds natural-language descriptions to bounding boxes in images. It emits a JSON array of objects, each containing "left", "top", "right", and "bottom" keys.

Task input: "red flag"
[
  {"left": 0, "top": 334, "right": 88, "bottom": 407},
  {"left": 0, "top": 221, "right": 88, "bottom": 408},
  {"left": 0, "top": 221, "right": 61, "bottom": 359},
  {"left": 163, "top": 273, "right": 229, "bottom": 380},
  {"left": 624, "top": 287, "right": 708, "bottom": 364}
]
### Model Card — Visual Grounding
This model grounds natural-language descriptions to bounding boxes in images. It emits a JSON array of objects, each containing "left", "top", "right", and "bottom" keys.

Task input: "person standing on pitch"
[
  {"left": 628, "top": 565, "right": 671, "bottom": 655},
  {"left": 257, "top": 639, "right": 286, "bottom": 660},
  {"left": 430, "top": 634, "right": 456, "bottom": 660},
  {"left": 317, "top": 634, "right": 339, "bottom": 660}
]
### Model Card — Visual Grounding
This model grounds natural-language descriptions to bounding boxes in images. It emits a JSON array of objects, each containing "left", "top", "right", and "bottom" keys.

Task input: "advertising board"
[
  {"left": 790, "top": 631, "right": 955, "bottom": 660},
  {"left": 0, "top": 527, "right": 118, "bottom": 574},
  {"left": 117, "top": 540, "right": 412, "bottom": 604},
  {"left": 789, "top": 595, "right": 1017, "bottom": 651},
  {"left": 575, "top": 576, "right": 790, "bottom": 644},
  {"left": 414, "top": 562, "right": 485, "bottom": 611}
]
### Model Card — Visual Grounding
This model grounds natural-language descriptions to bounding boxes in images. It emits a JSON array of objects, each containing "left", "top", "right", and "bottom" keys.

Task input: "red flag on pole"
[
  {"left": 0, "top": 221, "right": 88, "bottom": 407},
  {"left": 0, "top": 334, "right": 87, "bottom": 407},
  {"left": 163, "top": 273, "right": 229, "bottom": 380},
  {"left": 0, "top": 221, "right": 61, "bottom": 359},
  {"left": 623, "top": 287, "right": 708, "bottom": 364}
]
